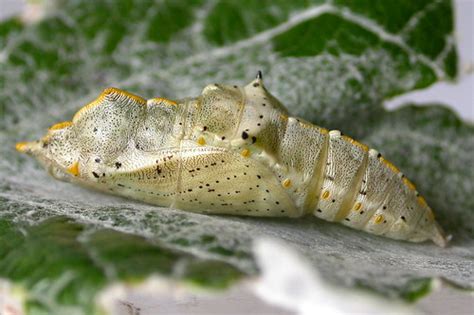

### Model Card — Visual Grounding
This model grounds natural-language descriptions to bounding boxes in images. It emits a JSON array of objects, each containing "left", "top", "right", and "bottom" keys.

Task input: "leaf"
[{"left": 0, "top": 0, "right": 472, "bottom": 314}]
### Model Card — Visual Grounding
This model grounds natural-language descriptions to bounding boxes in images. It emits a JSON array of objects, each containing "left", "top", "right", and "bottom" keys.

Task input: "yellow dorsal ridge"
[
  {"left": 103, "top": 87, "right": 147, "bottom": 105},
  {"left": 73, "top": 88, "right": 146, "bottom": 122},
  {"left": 402, "top": 177, "right": 416, "bottom": 191},
  {"left": 148, "top": 97, "right": 177, "bottom": 106},
  {"left": 49, "top": 121, "right": 73, "bottom": 131},
  {"left": 417, "top": 196, "right": 428, "bottom": 208},
  {"left": 375, "top": 150, "right": 418, "bottom": 193},
  {"left": 319, "top": 128, "right": 329, "bottom": 134},
  {"left": 342, "top": 135, "right": 369, "bottom": 152},
  {"left": 67, "top": 161, "right": 80, "bottom": 176},
  {"left": 379, "top": 156, "right": 400, "bottom": 174}
]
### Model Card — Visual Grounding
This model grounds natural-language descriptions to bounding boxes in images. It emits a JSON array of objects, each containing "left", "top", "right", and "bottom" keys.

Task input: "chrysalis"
[{"left": 17, "top": 72, "right": 447, "bottom": 246}]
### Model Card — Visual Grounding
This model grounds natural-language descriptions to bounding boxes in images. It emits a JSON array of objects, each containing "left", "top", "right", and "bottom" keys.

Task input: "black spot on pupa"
[
  {"left": 221, "top": 136, "right": 226, "bottom": 140},
  {"left": 331, "top": 199, "right": 335, "bottom": 203},
  {"left": 93, "top": 127, "right": 98, "bottom": 132},
  {"left": 345, "top": 218, "right": 350, "bottom": 221},
  {"left": 92, "top": 172, "right": 100, "bottom": 178},
  {"left": 383, "top": 206, "right": 387, "bottom": 210},
  {"left": 401, "top": 216, "right": 406, "bottom": 221},
  {"left": 377, "top": 153, "right": 382, "bottom": 158},
  {"left": 251, "top": 136, "right": 257, "bottom": 144},
  {"left": 259, "top": 115, "right": 263, "bottom": 119},
  {"left": 95, "top": 158, "right": 101, "bottom": 163},
  {"left": 203, "top": 126, "right": 207, "bottom": 131},
  {"left": 253, "top": 83, "right": 260, "bottom": 87},
  {"left": 242, "top": 131, "right": 249, "bottom": 139},
  {"left": 317, "top": 209, "right": 322, "bottom": 213}
]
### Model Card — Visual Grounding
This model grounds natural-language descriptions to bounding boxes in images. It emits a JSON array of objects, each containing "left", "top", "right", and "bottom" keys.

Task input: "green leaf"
[{"left": 0, "top": 0, "right": 471, "bottom": 314}]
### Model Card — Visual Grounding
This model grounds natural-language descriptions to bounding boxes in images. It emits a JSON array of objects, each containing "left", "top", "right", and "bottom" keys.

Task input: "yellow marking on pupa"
[
  {"left": 197, "top": 137, "right": 206, "bottom": 146},
  {"left": 72, "top": 88, "right": 146, "bottom": 122},
  {"left": 427, "top": 208, "right": 435, "bottom": 221},
  {"left": 148, "top": 97, "right": 177, "bottom": 106},
  {"left": 282, "top": 178, "right": 292, "bottom": 188},
  {"left": 67, "top": 161, "right": 80, "bottom": 176},
  {"left": 279, "top": 113, "right": 288, "bottom": 120},
  {"left": 15, "top": 142, "right": 28, "bottom": 153},
  {"left": 322, "top": 190, "right": 330, "bottom": 200},
  {"left": 49, "top": 121, "right": 72, "bottom": 131},
  {"left": 417, "top": 196, "right": 428, "bottom": 208},
  {"left": 353, "top": 202, "right": 362, "bottom": 211},
  {"left": 319, "top": 128, "right": 329, "bottom": 134},
  {"left": 342, "top": 135, "right": 369, "bottom": 152},
  {"left": 379, "top": 156, "right": 400, "bottom": 174},
  {"left": 112, "top": 88, "right": 147, "bottom": 105},
  {"left": 241, "top": 149, "right": 251, "bottom": 158},
  {"left": 402, "top": 177, "right": 416, "bottom": 191},
  {"left": 374, "top": 214, "right": 384, "bottom": 224}
]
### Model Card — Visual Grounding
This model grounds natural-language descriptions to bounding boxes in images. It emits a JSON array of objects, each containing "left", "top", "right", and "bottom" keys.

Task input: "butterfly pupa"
[{"left": 17, "top": 73, "right": 448, "bottom": 247}]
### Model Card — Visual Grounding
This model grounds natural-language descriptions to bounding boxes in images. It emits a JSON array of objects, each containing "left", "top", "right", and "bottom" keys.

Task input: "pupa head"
[
  {"left": 16, "top": 88, "right": 152, "bottom": 182},
  {"left": 16, "top": 121, "right": 82, "bottom": 181}
]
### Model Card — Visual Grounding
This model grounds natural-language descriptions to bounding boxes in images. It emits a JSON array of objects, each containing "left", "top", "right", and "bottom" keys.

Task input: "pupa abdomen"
[{"left": 17, "top": 74, "right": 447, "bottom": 246}]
